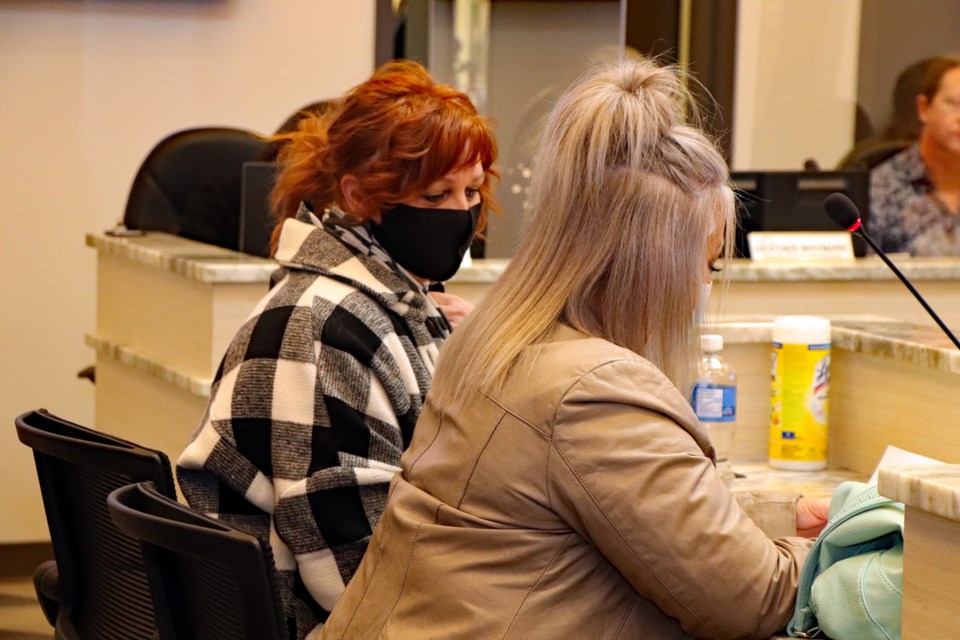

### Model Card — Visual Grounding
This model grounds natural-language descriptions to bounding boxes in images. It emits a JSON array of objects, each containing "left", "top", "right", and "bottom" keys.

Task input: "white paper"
[{"left": 868, "top": 444, "right": 945, "bottom": 486}]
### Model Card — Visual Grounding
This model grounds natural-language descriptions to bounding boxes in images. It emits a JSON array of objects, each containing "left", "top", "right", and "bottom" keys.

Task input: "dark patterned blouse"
[{"left": 869, "top": 144, "right": 960, "bottom": 256}]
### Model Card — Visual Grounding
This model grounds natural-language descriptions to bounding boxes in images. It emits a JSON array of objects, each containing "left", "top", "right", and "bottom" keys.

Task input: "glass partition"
[
  {"left": 401, "top": 0, "right": 623, "bottom": 257},
  {"left": 382, "top": 0, "right": 960, "bottom": 257}
]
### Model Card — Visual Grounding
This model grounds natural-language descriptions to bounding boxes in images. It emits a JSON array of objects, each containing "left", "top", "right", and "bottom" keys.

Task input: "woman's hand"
[
  {"left": 429, "top": 291, "right": 474, "bottom": 329},
  {"left": 796, "top": 497, "right": 831, "bottom": 538}
]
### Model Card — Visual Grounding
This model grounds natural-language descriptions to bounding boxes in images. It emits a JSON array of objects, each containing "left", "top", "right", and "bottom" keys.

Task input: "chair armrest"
[{"left": 32, "top": 559, "right": 59, "bottom": 626}]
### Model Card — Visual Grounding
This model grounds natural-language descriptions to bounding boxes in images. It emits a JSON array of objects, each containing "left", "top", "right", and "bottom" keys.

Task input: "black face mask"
[{"left": 370, "top": 203, "right": 480, "bottom": 282}]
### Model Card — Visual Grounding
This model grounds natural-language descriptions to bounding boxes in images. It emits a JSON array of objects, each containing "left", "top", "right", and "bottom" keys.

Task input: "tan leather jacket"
[{"left": 322, "top": 325, "right": 812, "bottom": 639}]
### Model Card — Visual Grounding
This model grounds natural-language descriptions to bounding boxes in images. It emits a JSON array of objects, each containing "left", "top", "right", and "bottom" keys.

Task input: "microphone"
[{"left": 824, "top": 193, "right": 960, "bottom": 350}]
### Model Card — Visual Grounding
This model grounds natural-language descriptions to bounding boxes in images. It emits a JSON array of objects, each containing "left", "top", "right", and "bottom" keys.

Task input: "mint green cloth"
[{"left": 787, "top": 482, "right": 904, "bottom": 640}]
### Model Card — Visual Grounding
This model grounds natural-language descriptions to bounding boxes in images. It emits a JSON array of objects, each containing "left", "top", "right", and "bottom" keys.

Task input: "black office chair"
[
  {"left": 836, "top": 138, "right": 911, "bottom": 171},
  {"left": 15, "top": 409, "right": 177, "bottom": 640},
  {"left": 122, "top": 126, "right": 266, "bottom": 237},
  {"left": 107, "top": 482, "right": 289, "bottom": 640},
  {"left": 77, "top": 127, "right": 268, "bottom": 384}
]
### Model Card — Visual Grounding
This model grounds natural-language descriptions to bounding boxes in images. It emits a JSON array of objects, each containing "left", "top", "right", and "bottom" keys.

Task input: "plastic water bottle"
[{"left": 691, "top": 334, "right": 737, "bottom": 487}]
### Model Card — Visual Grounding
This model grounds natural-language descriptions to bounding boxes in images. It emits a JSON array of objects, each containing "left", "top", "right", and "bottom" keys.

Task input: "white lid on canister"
[
  {"left": 700, "top": 334, "right": 723, "bottom": 352},
  {"left": 772, "top": 315, "right": 831, "bottom": 344}
]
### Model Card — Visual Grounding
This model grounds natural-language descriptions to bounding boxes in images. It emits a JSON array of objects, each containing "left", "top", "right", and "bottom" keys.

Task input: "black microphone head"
[{"left": 824, "top": 192, "right": 862, "bottom": 232}]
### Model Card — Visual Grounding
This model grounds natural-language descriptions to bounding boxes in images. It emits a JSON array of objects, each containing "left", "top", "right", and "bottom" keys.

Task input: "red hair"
[{"left": 270, "top": 60, "right": 499, "bottom": 254}]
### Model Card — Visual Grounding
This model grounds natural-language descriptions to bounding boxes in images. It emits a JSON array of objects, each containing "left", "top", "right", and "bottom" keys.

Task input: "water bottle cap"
[{"left": 700, "top": 334, "right": 723, "bottom": 352}]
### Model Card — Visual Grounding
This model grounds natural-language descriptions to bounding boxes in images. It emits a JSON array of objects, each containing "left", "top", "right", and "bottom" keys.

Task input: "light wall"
[
  {"left": 0, "top": 0, "right": 375, "bottom": 543},
  {"left": 733, "top": 0, "right": 861, "bottom": 170}
]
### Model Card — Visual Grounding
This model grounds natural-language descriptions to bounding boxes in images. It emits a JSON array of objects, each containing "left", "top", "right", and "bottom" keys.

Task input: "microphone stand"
[{"left": 856, "top": 230, "right": 960, "bottom": 351}]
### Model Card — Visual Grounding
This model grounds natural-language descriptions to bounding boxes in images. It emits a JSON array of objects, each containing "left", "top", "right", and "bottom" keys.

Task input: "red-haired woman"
[{"left": 177, "top": 60, "right": 498, "bottom": 639}]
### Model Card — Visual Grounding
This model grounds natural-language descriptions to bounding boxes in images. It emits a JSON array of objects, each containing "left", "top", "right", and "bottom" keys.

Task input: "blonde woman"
[{"left": 321, "top": 58, "right": 828, "bottom": 639}]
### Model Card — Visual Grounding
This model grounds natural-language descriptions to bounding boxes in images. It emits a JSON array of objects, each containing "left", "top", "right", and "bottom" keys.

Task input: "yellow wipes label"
[{"left": 769, "top": 342, "right": 830, "bottom": 462}]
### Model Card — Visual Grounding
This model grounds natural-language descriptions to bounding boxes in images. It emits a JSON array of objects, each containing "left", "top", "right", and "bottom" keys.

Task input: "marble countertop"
[
  {"left": 86, "top": 232, "right": 960, "bottom": 374},
  {"left": 878, "top": 463, "right": 960, "bottom": 522},
  {"left": 720, "top": 255, "right": 960, "bottom": 283},
  {"left": 87, "top": 231, "right": 960, "bottom": 285},
  {"left": 729, "top": 463, "right": 861, "bottom": 640},
  {"left": 736, "top": 463, "right": 864, "bottom": 640},
  {"left": 86, "top": 231, "right": 277, "bottom": 283},
  {"left": 707, "top": 314, "right": 960, "bottom": 375},
  {"left": 450, "top": 255, "right": 960, "bottom": 284},
  {"left": 87, "top": 313, "right": 960, "bottom": 399},
  {"left": 733, "top": 463, "right": 863, "bottom": 498}
]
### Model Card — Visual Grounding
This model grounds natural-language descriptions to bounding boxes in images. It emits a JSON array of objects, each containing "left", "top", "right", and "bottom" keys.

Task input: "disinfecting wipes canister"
[{"left": 769, "top": 316, "right": 831, "bottom": 470}]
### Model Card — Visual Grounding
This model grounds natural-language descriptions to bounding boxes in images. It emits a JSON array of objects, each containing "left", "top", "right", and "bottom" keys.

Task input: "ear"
[
  {"left": 340, "top": 174, "right": 361, "bottom": 214},
  {"left": 917, "top": 94, "right": 930, "bottom": 125}
]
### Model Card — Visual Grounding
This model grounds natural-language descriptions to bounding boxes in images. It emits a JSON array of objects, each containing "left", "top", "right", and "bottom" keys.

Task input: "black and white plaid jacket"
[{"left": 177, "top": 206, "right": 450, "bottom": 639}]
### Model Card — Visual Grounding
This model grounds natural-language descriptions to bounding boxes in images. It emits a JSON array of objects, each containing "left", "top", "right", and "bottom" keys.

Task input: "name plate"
[{"left": 748, "top": 231, "right": 854, "bottom": 261}]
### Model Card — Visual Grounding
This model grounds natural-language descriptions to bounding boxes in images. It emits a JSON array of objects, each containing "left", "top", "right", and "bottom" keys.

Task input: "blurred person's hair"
[
  {"left": 879, "top": 58, "right": 939, "bottom": 140},
  {"left": 921, "top": 57, "right": 960, "bottom": 104}
]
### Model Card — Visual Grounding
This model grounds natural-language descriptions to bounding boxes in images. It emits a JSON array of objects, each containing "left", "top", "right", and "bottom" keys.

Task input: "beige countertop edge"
[
  {"left": 456, "top": 257, "right": 960, "bottom": 283},
  {"left": 87, "top": 232, "right": 960, "bottom": 284},
  {"left": 84, "top": 315, "right": 959, "bottom": 399},
  {"left": 719, "top": 256, "right": 960, "bottom": 282},
  {"left": 84, "top": 334, "right": 212, "bottom": 397},
  {"left": 707, "top": 315, "right": 960, "bottom": 375},
  {"left": 86, "top": 232, "right": 277, "bottom": 284},
  {"left": 732, "top": 463, "right": 863, "bottom": 499},
  {"left": 459, "top": 257, "right": 960, "bottom": 283},
  {"left": 454, "top": 257, "right": 960, "bottom": 284},
  {"left": 878, "top": 464, "right": 960, "bottom": 521}
]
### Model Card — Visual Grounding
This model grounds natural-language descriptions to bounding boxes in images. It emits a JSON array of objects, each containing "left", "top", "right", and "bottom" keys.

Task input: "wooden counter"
[
  {"left": 879, "top": 465, "right": 960, "bottom": 639},
  {"left": 87, "top": 232, "right": 960, "bottom": 476},
  {"left": 709, "top": 315, "right": 960, "bottom": 477},
  {"left": 85, "top": 232, "right": 274, "bottom": 457},
  {"left": 708, "top": 256, "right": 960, "bottom": 330},
  {"left": 449, "top": 256, "right": 960, "bottom": 332},
  {"left": 84, "top": 233, "right": 960, "bottom": 638},
  {"left": 86, "top": 232, "right": 960, "bottom": 475}
]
